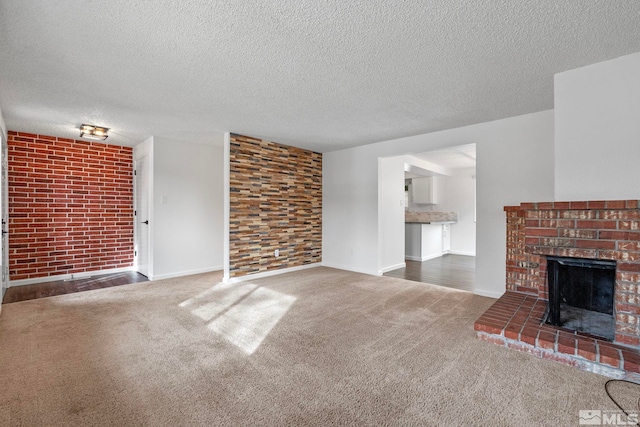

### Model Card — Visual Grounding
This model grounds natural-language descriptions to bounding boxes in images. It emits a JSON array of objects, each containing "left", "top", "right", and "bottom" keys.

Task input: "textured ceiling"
[
  {"left": 413, "top": 144, "right": 476, "bottom": 170},
  {"left": 1, "top": 1, "right": 640, "bottom": 152}
]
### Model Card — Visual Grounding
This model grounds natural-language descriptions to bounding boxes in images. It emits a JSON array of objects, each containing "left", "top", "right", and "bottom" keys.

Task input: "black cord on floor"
[{"left": 605, "top": 379, "right": 640, "bottom": 426}]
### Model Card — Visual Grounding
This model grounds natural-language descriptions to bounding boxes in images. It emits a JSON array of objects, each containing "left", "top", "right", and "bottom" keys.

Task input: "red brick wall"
[{"left": 8, "top": 131, "right": 134, "bottom": 281}]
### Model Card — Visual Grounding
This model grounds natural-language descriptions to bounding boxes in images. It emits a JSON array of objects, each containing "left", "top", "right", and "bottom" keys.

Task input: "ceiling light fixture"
[{"left": 79, "top": 124, "right": 109, "bottom": 140}]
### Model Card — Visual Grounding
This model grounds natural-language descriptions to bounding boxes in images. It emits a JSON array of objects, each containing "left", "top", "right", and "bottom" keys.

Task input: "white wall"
[
  {"left": 323, "top": 110, "right": 555, "bottom": 297},
  {"left": 438, "top": 167, "right": 476, "bottom": 256},
  {"left": 555, "top": 52, "right": 640, "bottom": 201},
  {"left": 323, "top": 148, "right": 380, "bottom": 275},
  {"left": 378, "top": 156, "right": 406, "bottom": 272},
  {"left": 0, "top": 105, "right": 6, "bottom": 138},
  {"left": 475, "top": 112, "right": 555, "bottom": 296},
  {"left": 151, "top": 136, "right": 224, "bottom": 279}
]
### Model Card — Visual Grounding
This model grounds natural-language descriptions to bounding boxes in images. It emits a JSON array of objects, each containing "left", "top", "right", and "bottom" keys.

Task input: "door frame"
[
  {"left": 0, "top": 131, "right": 8, "bottom": 306},
  {"left": 134, "top": 152, "right": 152, "bottom": 279}
]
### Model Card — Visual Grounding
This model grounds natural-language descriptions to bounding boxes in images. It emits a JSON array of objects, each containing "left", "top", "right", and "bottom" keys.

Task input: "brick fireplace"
[{"left": 475, "top": 200, "right": 640, "bottom": 379}]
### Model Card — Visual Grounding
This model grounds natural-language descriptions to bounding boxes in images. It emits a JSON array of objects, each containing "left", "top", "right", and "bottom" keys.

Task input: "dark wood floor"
[
  {"left": 2, "top": 271, "right": 149, "bottom": 304},
  {"left": 383, "top": 254, "right": 475, "bottom": 292},
  {"left": 3, "top": 257, "right": 473, "bottom": 304}
]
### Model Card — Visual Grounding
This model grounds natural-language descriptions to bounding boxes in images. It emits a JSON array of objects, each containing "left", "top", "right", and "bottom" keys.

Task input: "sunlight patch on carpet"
[
  {"left": 179, "top": 281, "right": 257, "bottom": 321},
  {"left": 179, "top": 282, "right": 296, "bottom": 354}
]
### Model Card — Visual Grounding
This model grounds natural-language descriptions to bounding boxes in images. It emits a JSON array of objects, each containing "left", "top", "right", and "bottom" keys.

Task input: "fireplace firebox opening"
[{"left": 546, "top": 256, "right": 616, "bottom": 342}]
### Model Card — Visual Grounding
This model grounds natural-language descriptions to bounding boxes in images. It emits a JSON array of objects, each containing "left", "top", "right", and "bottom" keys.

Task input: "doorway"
[{"left": 380, "top": 143, "right": 476, "bottom": 291}]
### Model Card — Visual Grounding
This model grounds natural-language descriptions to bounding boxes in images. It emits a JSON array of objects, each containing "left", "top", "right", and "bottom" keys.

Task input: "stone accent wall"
[
  {"left": 8, "top": 131, "right": 134, "bottom": 280},
  {"left": 229, "top": 134, "right": 322, "bottom": 277},
  {"left": 505, "top": 200, "right": 640, "bottom": 346}
]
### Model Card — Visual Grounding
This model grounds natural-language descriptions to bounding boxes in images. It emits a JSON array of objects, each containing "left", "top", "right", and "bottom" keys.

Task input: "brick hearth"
[{"left": 475, "top": 200, "right": 640, "bottom": 379}]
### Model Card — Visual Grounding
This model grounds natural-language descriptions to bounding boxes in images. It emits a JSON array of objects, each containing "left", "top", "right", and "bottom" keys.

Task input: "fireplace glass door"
[{"left": 546, "top": 256, "right": 616, "bottom": 341}]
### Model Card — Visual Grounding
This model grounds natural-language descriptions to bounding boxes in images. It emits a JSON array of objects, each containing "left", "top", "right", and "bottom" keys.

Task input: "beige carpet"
[{"left": 0, "top": 267, "right": 636, "bottom": 426}]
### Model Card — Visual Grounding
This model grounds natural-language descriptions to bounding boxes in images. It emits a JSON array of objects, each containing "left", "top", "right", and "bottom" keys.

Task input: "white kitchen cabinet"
[
  {"left": 405, "top": 224, "right": 422, "bottom": 259},
  {"left": 405, "top": 223, "right": 443, "bottom": 261},
  {"left": 411, "top": 176, "right": 437, "bottom": 204}
]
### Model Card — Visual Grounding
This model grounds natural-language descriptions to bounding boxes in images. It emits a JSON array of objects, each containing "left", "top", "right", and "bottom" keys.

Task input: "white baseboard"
[
  {"left": 320, "top": 262, "right": 380, "bottom": 277},
  {"left": 448, "top": 250, "right": 476, "bottom": 257},
  {"left": 151, "top": 265, "right": 223, "bottom": 281},
  {"left": 224, "top": 263, "right": 321, "bottom": 283},
  {"left": 405, "top": 253, "right": 444, "bottom": 262},
  {"left": 379, "top": 262, "right": 406, "bottom": 274},
  {"left": 473, "top": 288, "right": 504, "bottom": 299},
  {"left": 421, "top": 253, "right": 443, "bottom": 261},
  {"left": 9, "top": 266, "right": 135, "bottom": 287}
]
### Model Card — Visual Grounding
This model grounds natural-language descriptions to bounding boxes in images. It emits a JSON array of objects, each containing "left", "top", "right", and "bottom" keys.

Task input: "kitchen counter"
[{"left": 405, "top": 211, "right": 457, "bottom": 224}]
